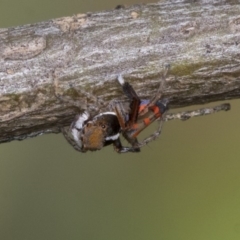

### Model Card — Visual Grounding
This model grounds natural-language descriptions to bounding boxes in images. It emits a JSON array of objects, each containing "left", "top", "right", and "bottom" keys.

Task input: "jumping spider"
[
  {"left": 62, "top": 68, "right": 170, "bottom": 153},
  {"left": 61, "top": 68, "right": 230, "bottom": 153}
]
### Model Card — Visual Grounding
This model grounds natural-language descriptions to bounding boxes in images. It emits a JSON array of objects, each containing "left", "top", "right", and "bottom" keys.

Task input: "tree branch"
[{"left": 0, "top": 0, "right": 239, "bottom": 143}]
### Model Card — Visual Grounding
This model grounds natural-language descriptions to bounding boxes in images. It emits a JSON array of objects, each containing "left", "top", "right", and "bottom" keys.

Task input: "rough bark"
[{"left": 0, "top": 0, "right": 240, "bottom": 143}]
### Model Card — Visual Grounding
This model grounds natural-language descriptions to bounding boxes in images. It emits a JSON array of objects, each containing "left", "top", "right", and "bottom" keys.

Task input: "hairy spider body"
[{"left": 62, "top": 74, "right": 168, "bottom": 153}]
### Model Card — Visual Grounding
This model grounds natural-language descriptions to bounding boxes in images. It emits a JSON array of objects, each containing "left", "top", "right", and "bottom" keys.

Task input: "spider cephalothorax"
[
  {"left": 62, "top": 73, "right": 168, "bottom": 153},
  {"left": 68, "top": 111, "right": 121, "bottom": 152}
]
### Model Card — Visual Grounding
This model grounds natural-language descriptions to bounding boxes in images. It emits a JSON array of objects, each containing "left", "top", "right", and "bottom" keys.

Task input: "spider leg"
[
  {"left": 53, "top": 77, "right": 108, "bottom": 114},
  {"left": 164, "top": 103, "right": 230, "bottom": 121},
  {"left": 137, "top": 118, "right": 165, "bottom": 148}
]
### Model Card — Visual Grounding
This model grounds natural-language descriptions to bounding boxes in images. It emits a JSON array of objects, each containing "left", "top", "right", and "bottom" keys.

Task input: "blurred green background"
[{"left": 1, "top": 1, "right": 240, "bottom": 240}]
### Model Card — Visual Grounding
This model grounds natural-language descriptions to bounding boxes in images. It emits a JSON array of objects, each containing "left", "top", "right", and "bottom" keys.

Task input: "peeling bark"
[{"left": 0, "top": 0, "right": 240, "bottom": 143}]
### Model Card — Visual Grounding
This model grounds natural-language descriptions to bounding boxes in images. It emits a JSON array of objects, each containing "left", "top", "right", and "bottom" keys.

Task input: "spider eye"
[{"left": 101, "top": 124, "right": 106, "bottom": 129}]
